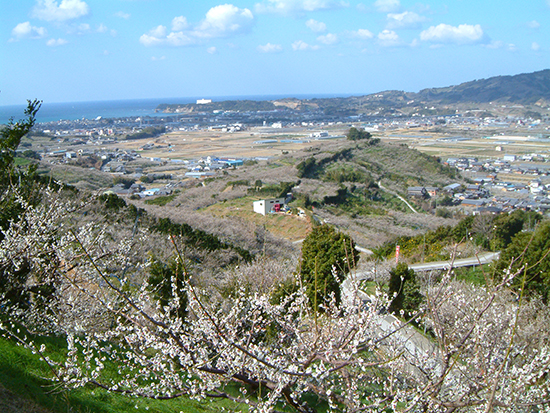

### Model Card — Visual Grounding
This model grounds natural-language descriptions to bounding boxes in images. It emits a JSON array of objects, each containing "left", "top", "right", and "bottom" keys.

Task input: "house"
[
  {"left": 461, "top": 199, "right": 487, "bottom": 207},
  {"left": 408, "top": 187, "right": 428, "bottom": 198},
  {"left": 185, "top": 171, "right": 215, "bottom": 179},
  {"left": 424, "top": 187, "right": 440, "bottom": 197},
  {"left": 141, "top": 188, "right": 161, "bottom": 197},
  {"left": 129, "top": 183, "right": 145, "bottom": 194},
  {"left": 443, "top": 183, "right": 461, "bottom": 193},
  {"left": 253, "top": 198, "right": 285, "bottom": 216},
  {"left": 473, "top": 206, "right": 503, "bottom": 215},
  {"left": 218, "top": 159, "right": 244, "bottom": 167}
]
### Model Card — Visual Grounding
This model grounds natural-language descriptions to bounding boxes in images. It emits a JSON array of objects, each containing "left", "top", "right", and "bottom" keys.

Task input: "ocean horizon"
[{"left": 0, "top": 93, "right": 350, "bottom": 124}]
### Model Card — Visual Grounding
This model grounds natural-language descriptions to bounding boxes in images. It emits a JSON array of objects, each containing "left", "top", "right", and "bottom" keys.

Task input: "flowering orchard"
[{"left": 0, "top": 185, "right": 549, "bottom": 412}]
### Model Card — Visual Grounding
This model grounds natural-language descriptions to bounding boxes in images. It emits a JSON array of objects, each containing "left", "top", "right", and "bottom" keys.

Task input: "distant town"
[{"left": 14, "top": 94, "right": 547, "bottom": 218}]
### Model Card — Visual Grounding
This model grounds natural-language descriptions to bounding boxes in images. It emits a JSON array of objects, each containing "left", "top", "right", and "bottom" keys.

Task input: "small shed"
[{"left": 253, "top": 198, "right": 285, "bottom": 216}]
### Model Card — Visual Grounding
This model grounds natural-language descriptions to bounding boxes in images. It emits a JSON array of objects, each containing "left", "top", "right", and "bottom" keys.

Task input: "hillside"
[
  {"left": 414, "top": 69, "right": 550, "bottom": 105},
  {"left": 157, "top": 69, "right": 550, "bottom": 114},
  {"left": 132, "top": 139, "right": 460, "bottom": 249}
]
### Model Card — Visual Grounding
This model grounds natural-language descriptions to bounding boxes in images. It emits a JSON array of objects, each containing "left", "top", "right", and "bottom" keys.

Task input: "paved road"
[
  {"left": 408, "top": 251, "right": 500, "bottom": 271},
  {"left": 341, "top": 251, "right": 501, "bottom": 384},
  {"left": 341, "top": 273, "right": 442, "bottom": 381}
]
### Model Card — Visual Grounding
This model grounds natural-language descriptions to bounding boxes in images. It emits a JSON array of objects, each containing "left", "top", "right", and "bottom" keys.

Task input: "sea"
[{"left": 0, "top": 94, "right": 346, "bottom": 125}]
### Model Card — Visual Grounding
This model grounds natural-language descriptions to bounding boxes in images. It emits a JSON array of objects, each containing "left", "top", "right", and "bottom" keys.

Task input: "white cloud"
[
  {"left": 292, "top": 40, "right": 319, "bottom": 50},
  {"left": 386, "top": 11, "right": 426, "bottom": 29},
  {"left": 306, "top": 19, "right": 326, "bottom": 32},
  {"left": 97, "top": 24, "right": 108, "bottom": 33},
  {"left": 193, "top": 4, "right": 254, "bottom": 38},
  {"left": 374, "top": 0, "right": 400, "bottom": 13},
  {"left": 258, "top": 42, "right": 283, "bottom": 52},
  {"left": 115, "top": 11, "right": 130, "bottom": 20},
  {"left": 420, "top": 23, "right": 484, "bottom": 44},
  {"left": 150, "top": 25, "right": 167, "bottom": 38},
  {"left": 151, "top": 56, "right": 166, "bottom": 61},
  {"left": 141, "top": 5, "right": 254, "bottom": 47},
  {"left": 255, "top": 0, "right": 346, "bottom": 15},
  {"left": 32, "top": 0, "right": 90, "bottom": 22},
  {"left": 139, "top": 25, "right": 197, "bottom": 46},
  {"left": 140, "top": 26, "right": 195, "bottom": 47},
  {"left": 172, "top": 16, "right": 188, "bottom": 31},
  {"left": 207, "top": 46, "right": 217, "bottom": 54},
  {"left": 532, "top": 42, "right": 540, "bottom": 51},
  {"left": 352, "top": 28, "right": 374, "bottom": 39},
  {"left": 527, "top": 20, "right": 540, "bottom": 29},
  {"left": 377, "top": 29, "right": 400, "bottom": 46},
  {"left": 485, "top": 40, "right": 503, "bottom": 49},
  {"left": 11, "top": 22, "right": 47, "bottom": 40},
  {"left": 165, "top": 31, "right": 196, "bottom": 46},
  {"left": 317, "top": 33, "right": 338, "bottom": 44},
  {"left": 140, "top": 25, "right": 171, "bottom": 47},
  {"left": 46, "top": 38, "right": 68, "bottom": 46}
]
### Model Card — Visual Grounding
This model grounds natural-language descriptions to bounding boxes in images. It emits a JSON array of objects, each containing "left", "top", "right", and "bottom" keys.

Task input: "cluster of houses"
[
  {"left": 445, "top": 155, "right": 549, "bottom": 176},
  {"left": 109, "top": 182, "right": 174, "bottom": 197},
  {"left": 103, "top": 154, "right": 248, "bottom": 197},
  {"left": 409, "top": 176, "right": 550, "bottom": 215},
  {"left": 184, "top": 156, "right": 244, "bottom": 179}
]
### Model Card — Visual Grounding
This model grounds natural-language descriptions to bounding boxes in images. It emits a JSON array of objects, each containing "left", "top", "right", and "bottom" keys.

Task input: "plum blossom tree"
[{"left": 2, "top": 186, "right": 550, "bottom": 412}]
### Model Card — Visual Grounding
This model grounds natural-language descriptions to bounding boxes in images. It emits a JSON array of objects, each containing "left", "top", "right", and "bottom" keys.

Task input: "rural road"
[
  {"left": 340, "top": 251, "right": 502, "bottom": 381},
  {"left": 408, "top": 251, "right": 500, "bottom": 271},
  {"left": 378, "top": 181, "right": 418, "bottom": 213}
]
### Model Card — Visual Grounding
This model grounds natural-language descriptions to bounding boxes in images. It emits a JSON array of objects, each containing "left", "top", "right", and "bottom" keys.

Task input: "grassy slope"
[
  {"left": 201, "top": 195, "right": 311, "bottom": 241},
  {"left": 0, "top": 337, "right": 246, "bottom": 413}
]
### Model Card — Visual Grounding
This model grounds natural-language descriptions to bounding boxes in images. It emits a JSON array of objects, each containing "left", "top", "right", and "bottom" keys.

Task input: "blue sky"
[{"left": 1, "top": 0, "right": 549, "bottom": 106}]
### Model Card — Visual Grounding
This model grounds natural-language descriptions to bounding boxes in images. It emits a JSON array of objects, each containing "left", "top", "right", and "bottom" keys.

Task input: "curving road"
[
  {"left": 378, "top": 181, "right": 418, "bottom": 213},
  {"left": 408, "top": 251, "right": 500, "bottom": 272}
]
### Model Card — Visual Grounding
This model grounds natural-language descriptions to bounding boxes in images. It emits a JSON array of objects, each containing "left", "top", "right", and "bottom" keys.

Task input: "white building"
[
  {"left": 196, "top": 99, "right": 212, "bottom": 105},
  {"left": 253, "top": 198, "right": 285, "bottom": 216}
]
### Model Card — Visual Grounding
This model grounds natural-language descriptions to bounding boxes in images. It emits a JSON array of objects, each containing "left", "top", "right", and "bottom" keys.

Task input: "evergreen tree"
[
  {"left": 299, "top": 225, "right": 359, "bottom": 309},
  {"left": 147, "top": 256, "right": 188, "bottom": 320},
  {"left": 346, "top": 127, "right": 372, "bottom": 141},
  {"left": 496, "top": 220, "right": 550, "bottom": 301},
  {"left": 387, "top": 263, "right": 422, "bottom": 319}
]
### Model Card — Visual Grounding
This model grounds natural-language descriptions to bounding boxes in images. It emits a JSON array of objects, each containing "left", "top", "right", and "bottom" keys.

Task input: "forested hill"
[
  {"left": 413, "top": 69, "right": 550, "bottom": 105},
  {"left": 157, "top": 69, "right": 550, "bottom": 114}
]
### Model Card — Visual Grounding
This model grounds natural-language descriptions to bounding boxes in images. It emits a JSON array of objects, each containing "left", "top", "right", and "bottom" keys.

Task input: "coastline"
[{"left": 0, "top": 94, "right": 347, "bottom": 124}]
